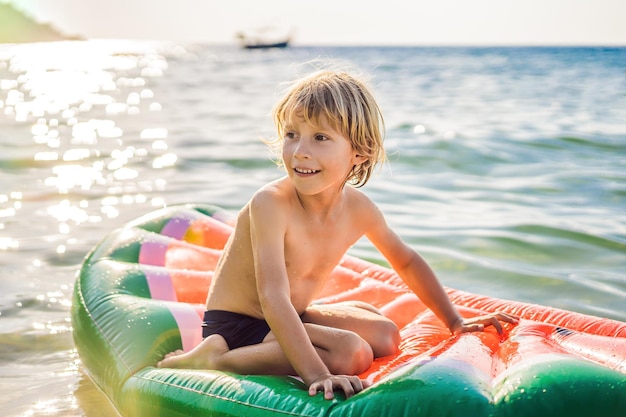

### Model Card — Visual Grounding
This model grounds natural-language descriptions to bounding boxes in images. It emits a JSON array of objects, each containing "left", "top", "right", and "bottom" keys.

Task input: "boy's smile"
[{"left": 294, "top": 167, "right": 320, "bottom": 175}]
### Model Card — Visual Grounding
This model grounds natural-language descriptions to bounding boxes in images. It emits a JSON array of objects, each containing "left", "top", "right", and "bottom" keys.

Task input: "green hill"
[{"left": 0, "top": 2, "right": 79, "bottom": 43}]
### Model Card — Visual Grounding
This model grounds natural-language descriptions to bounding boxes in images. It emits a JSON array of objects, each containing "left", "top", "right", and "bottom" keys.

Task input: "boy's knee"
[
  {"left": 372, "top": 320, "right": 400, "bottom": 358},
  {"left": 328, "top": 332, "right": 373, "bottom": 375},
  {"left": 370, "top": 319, "right": 400, "bottom": 358}
]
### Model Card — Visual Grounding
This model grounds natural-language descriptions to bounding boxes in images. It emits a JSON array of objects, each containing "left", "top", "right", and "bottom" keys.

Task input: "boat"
[
  {"left": 242, "top": 40, "right": 289, "bottom": 50},
  {"left": 71, "top": 204, "right": 626, "bottom": 416},
  {"left": 236, "top": 28, "right": 291, "bottom": 49}
]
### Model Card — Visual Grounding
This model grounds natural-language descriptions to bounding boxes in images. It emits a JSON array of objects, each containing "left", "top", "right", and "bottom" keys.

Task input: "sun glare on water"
[{"left": 0, "top": 40, "right": 183, "bottom": 251}]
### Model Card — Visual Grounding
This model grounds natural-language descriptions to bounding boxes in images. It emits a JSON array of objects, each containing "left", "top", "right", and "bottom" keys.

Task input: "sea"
[{"left": 0, "top": 41, "right": 624, "bottom": 416}]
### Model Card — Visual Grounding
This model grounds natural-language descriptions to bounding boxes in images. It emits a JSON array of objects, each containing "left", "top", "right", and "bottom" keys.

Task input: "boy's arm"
[
  {"left": 249, "top": 192, "right": 328, "bottom": 377},
  {"left": 249, "top": 191, "right": 361, "bottom": 398},
  {"left": 364, "top": 202, "right": 517, "bottom": 335}
]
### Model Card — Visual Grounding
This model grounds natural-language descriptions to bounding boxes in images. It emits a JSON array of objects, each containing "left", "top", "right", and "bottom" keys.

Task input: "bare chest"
[{"left": 283, "top": 220, "right": 359, "bottom": 283}]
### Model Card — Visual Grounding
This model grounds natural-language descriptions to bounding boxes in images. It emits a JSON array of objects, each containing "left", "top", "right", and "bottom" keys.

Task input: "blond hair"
[{"left": 271, "top": 71, "right": 385, "bottom": 188}]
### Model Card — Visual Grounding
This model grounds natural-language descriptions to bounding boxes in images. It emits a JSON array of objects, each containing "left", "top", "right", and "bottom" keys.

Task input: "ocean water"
[{"left": 0, "top": 41, "right": 624, "bottom": 416}]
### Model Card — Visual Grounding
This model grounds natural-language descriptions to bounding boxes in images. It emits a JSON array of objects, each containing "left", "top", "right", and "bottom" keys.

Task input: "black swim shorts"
[{"left": 201, "top": 310, "right": 271, "bottom": 350}]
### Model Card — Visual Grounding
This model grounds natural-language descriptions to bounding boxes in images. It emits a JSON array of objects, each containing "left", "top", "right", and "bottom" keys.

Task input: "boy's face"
[{"left": 281, "top": 114, "right": 367, "bottom": 196}]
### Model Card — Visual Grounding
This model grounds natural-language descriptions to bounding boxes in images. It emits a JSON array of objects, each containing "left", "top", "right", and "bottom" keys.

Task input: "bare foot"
[
  {"left": 162, "top": 349, "right": 183, "bottom": 360},
  {"left": 156, "top": 334, "right": 229, "bottom": 369}
]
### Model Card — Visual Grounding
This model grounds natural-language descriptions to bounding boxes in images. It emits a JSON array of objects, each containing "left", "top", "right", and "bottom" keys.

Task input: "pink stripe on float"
[
  {"left": 139, "top": 240, "right": 168, "bottom": 266},
  {"left": 161, "top": 216, "right": 193, "bottom": 240},
  {"left": 143, "top": 267, "right": 177, "bottom": 302},
  {"left": 167, "top": 303, "right": 203, "bottom": 352}
]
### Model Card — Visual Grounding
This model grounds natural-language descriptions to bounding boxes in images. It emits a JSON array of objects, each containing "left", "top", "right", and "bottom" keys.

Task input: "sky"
[{"left": 7, "top": 0, "right": 626, "bottom": 46}]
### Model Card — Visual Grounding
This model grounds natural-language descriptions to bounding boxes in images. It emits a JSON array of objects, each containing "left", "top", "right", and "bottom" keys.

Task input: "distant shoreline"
[{"left": 0, "top": 2, "right": 81, "bottom": 43}]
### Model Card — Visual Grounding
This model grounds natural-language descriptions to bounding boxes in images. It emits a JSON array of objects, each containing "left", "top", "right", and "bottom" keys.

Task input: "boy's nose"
[{"left": 293, "top": 139, "right": 311, "bottom": 158}]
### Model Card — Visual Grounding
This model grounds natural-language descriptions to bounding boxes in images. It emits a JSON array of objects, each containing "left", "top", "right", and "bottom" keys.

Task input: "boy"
[{"left": 157, "top": 70, "right": 518, "bottom": 400}]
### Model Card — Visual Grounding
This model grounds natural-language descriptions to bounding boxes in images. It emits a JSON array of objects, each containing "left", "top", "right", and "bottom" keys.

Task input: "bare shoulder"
[
  {"left": 247, "top": 177, "right": 295, "bottom": 232},
  {"left": 344, "top": 187, "right": 385, "bottom": 226},
  {"left": 249, "top": 177, "right": 292, "bottom": 211}
]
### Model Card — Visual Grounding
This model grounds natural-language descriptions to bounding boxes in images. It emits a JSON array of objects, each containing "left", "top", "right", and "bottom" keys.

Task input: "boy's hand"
[
  {"left": 308, "top": 373, "right": 370, "bottom": 400},
  {"left": 451, "top": 312, "right": 519, "bottom": 336}
]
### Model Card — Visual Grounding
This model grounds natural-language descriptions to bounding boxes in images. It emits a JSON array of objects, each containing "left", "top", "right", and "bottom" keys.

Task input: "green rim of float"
[{"left": 72, "top": 204, "right": 626, "bottom": 416}]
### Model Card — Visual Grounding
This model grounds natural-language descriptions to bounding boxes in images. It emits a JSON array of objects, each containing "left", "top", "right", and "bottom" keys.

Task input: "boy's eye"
[
  {"left": 315, "top": 134, "right": 329, "bottom": 141},
  {"left": 284, "top": 132, "right": 297, "bottom": 139}
]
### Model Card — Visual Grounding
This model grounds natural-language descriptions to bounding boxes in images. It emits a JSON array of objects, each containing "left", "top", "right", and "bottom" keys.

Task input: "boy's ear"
[{"left": 353, "top": 153, "right": 368, "bottom": 165}]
